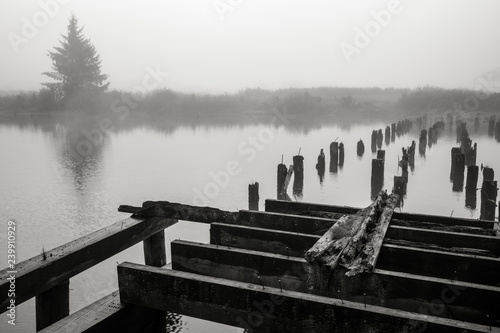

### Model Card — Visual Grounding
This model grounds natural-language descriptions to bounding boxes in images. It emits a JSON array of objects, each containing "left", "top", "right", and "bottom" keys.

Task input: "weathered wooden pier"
[{"left": 1, "top": 193, "right": 499, "bottom": 332}]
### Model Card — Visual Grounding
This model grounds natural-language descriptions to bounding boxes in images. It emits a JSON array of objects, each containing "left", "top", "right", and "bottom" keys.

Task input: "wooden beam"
[
  {"left": 386, "top": 225, "right": 500, "bottom": 257},
  {"left": 237, "top": 210, "right": 335, "bottom": 234},
  {"left": 265, "top": 199, "right": 360, "bottom": 215},
  {"left": 172, "top": 240, "right": 308, "bottom": 292},
  {"left": 118, "top": 262, "right": 499, "bottom": 332},
  {"left": 0, "top": 217, "right": 177, "bottom": 311},
  {"left": 378, "top": 244, "right": 500, "bottom": 286},
  {"left": 390, "top": 218, "right": 498, "bottom": 236},
  {"left": 210, "top": 222, "right": 319, "bottom": 257},
  {"left": 264, "top": 199, "right": 496, "bottom": 229},
  {"left": 39, "top": 290, "right": 168, "bottom": 333},
  {"left": 170, "top": 240, "right": 500, "bottom": 325}
]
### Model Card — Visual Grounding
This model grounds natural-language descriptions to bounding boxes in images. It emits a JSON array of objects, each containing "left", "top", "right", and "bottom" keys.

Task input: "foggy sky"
[{"left": 1, "top": 0, "right": 500, "bottom": 93}]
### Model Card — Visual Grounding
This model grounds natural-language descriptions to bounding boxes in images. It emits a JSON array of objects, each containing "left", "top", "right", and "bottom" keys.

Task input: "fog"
[{"left": 1, "top": 0, "right": 500, "bottom": 93}]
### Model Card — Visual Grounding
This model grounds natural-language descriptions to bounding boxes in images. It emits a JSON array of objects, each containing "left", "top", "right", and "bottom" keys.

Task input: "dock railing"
[{"left": 0, "top": 215, "right": 178, "bottom": 331}]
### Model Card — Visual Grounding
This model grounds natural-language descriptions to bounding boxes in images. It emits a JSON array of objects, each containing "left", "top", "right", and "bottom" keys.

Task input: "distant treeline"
[{"left": 1, "top": 86, "right": 499, "bottom": 115}]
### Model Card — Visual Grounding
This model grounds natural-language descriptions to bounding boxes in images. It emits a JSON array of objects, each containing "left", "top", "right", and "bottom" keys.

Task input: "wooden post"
[
  {"left": 480, "top": 180, "right": 498, "bottom": 221},
  {"left": 36, "top": 280, "right": 70, "bottom": 331},
  {"left": 488, "top": 116, "right": 495, "bottom": 136},
  {"left": 293, "top": 155, "right": 304, "bottom": 195},
  {"left": 357, "top": 139, "right": 365, "bottom": 157},
  {"left": 277, "top": 163, "right": 287, "bottom": 199},
  {"left": 391, "top": 123, "right": 396, "bottom": 142},
  {"left": 465, "top": 165, "right": 478, "bottom": 191},
  {"left": 483, "top": 167, "right": 494, "bottom": 182},
  {"left": 143, "top": 227, "right": 168, "bottom": 332},
  {"left": 248, "top": 182, "right": 259, "bottom": 211},
  {"left": 496, "top": 120, "right": 500, "bottom": 142},
  {"left": 371, "top": 130, "right": 377, "bottom": 153},
  {"left": 393, "top": 176, "right": 407, "bottom": 196},
  {"left": 376, "top": 150, "right": 385, "bottom": 161},
  {"left": 144, "top": 231, "right": 166, "bottom": 267},
  {"left": 419, "top": 130, "right": 427, "bottom": 155},
  {"left": 385, "top": 126, "right": 390, "bottom": 145},
  {"left": 376, "top": 129, "right": 383, "bottom": 148},
  {"left": 330, "top": 142, "right": 339, "bottom": 172},
  {"left": 450, "top": 147, "right": 463, "bottom": 179},
  {"left": 339, "top": 142, "right": 345, "bottom": 168}
]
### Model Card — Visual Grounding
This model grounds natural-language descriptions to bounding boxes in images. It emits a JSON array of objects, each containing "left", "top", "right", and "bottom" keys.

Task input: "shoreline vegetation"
[{"left": 1, "top": 87, "right": 499, "bottom": 129}]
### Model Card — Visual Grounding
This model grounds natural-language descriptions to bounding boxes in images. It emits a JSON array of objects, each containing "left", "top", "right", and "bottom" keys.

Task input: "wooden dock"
[{"left": 1, "top": 197, "right": 499, "bottom": 332}]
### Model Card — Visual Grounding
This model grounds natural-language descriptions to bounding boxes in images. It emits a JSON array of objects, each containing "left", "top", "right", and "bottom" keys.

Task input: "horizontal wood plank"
[{"left": 118, "top": 262, "right": 498, "bottom": 332}]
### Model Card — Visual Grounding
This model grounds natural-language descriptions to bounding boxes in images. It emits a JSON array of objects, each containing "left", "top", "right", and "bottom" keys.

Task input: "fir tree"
[{"left": 42, "top": 14, "right": 109, "bottom": 103}]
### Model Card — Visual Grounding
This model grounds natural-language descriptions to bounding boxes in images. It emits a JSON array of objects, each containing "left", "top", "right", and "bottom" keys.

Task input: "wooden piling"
[
  {"left": 488, "top": 116, "right": 495, "bottom": 136},
  {"left": 371, "top": 130, "right": 377, "bottom": 153},
  {"left": 474, "top": 116, "right": 480, "bottom": 132},
  {"left": 248, "top": 182, "right": 259, "bottom": 211},
  {"left": 483, "top": 167, "right": 494, "bottom": 182},
  {"left": 293, "top": 155, "right": 304, "bottom": 194},
  {"left": 496, "top": 120, "right": 500, "bottom": 142},
  {"left": 393, "top": 176, "right": 407, "bottom": 196},
  {"left": 385, "top": 126, "right": 390, "bottom": 145},
  {"left": 330, "top": 142, "right": 339, "bottom": 172},
  {"left": 357, "top": 139, "right": 365, "bottom": 157},
  {"left": 466, "top": 165, "right": 479, "bottom": 191},
  {"left": 371, "top": 158, "right": 384, "bottom": 199},
  {"left": 419, "top": 130, "right": 427, "bottom": 155},
  {"left": 277, "top": 163, "right": 287, "bottom": 198},
  {"left": 339, "top": 142, "right": 345, "bottom": 167},
  {"left": 480, "top": 180, "right": 498, "bottom": 221},
  {"left": 391, "top": 123, "right": 396, "bottom": 142},
  {"left": 450, "top": 147, "right": 464, "bottom": 179},
  {"left": 376, "top": 129, "right": 383, "bottom": 148},
  {"left": 376, "top": 150, "right": 385, "bottom": 161},
  {"left": 36, "top": 280, "right": 70, "bottom": 331}
]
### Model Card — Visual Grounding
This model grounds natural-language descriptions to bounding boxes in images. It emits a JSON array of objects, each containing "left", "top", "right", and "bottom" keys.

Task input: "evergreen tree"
[{"left": 42, "top": 14, "right": 109, "bottom": 102}]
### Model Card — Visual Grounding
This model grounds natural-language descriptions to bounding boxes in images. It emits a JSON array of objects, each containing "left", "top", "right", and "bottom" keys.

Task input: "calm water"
[{"left": 0, "top": 112, "right": 499, "bottom": 332}]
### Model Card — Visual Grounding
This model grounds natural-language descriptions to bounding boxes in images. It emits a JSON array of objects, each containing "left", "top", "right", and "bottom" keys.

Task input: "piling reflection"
[{"left": 316, "top": 149, "right": 325, "bottom": 184}]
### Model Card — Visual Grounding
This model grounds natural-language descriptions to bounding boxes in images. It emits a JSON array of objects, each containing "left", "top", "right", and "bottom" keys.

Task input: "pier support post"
[
  {"left": 480, "top": 180, "right": 498, "bottom": 221},
  {"left": 143, "top": 227, "right": 168, "bottom": 332},
  {"left": 36, "top": 280, "right": 69, "bottom": 331},
  {"left": 293, "top": 155, "right": 304, "bottom": 195},
  {"left": 466, "top": 165, "right": 479, "bottom": 191},
  {"left": 330, "top": 142, "right": 339, "bottom": 172},
  {"left": 248, "top": 182, "right": 259, "bottom": 211},
  {"left": 385, "top": 126, "right": 390, "bottom": 145},
  {"left": 277, "top": 163, "right": 287, "bottom": 199},
  {"left": 488, "top": 116, "right": 495, "bottom": 136},
  {"left": 357, "top": 139, "right": 365, "bottom": 157},
  {"left": 339, "top": 142, "right": 345, "bottom": 168}
]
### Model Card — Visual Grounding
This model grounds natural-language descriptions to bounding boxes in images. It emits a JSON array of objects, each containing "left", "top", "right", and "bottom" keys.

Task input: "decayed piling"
[
  {"left": 339, "top": 142, "right": 345, "bottom": 168},
  {"left": 480, "top": 179, "right": 498, "bottom": 221},
  {"left": 496, "top": 120, "right": 500, "bottom": 142},
  {"left": 357, "top": 139, "right": 365, "bottom": 157},
  {"left": 419, "top": 130, "right": 427, "bottom": 155},
  {"left": 330, "top": 142, "right": 339, "bottom": 172},
  {"left": 371, "top": 131, "right": 377, "bottom": 153},
  {"left": 474, "top": 116, "right": 480, "bottom": 133},
  {"left": 248, "top": 182, "right": 259, "bottom": 211},
  {"left": 488, "top": 116, "right": 496, "bottom": 136},
  {"left": 450, "top": 147, "right": 465, "bottom": 192},
  {"left": 408, "top": 141, "right": 416, "bottom": 168},
  {"left": 277, "top": 163, "right": 288, "bottom": 199},
  {"left": 371, "top": 157, "right": 384, "bottom": 200},
  {"left": 316, "top": 149, "right": 325, "bottom": 183},
  {"left": 391, "top": 123, "right": 396, "bottom": 142},
  {"left": 385, "top": 126, "right": 390, "bottom": 145},
  {"left": 376, "top": 129, "right": 383, "bottom": 149},
  {"left": 465, "top": 166, "right": 478, "bottom": 210},
  {"left": 293, "top": 155, "right": 304, "bottom": 195},
  {"left": 393, "top": 176, "right": 407, "bottom": 197}
]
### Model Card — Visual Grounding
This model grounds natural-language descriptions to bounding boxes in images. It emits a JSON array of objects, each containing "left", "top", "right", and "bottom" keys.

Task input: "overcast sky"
[{"left": 1, "top": 0, "right": 500, "bottom": 93}]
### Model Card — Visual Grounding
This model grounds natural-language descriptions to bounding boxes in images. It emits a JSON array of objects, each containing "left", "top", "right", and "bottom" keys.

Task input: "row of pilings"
[
  {"left": 487, "top": 115, "right": 500, "bottom": 142},
  {"left": 370, "top": 119, "right": 413, "bottom": 153}
]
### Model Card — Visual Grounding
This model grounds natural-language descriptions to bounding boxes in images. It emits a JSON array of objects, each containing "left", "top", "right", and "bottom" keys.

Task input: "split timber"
[{"left": 1, "top": 199, "right": 499, "bottom": 332}]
